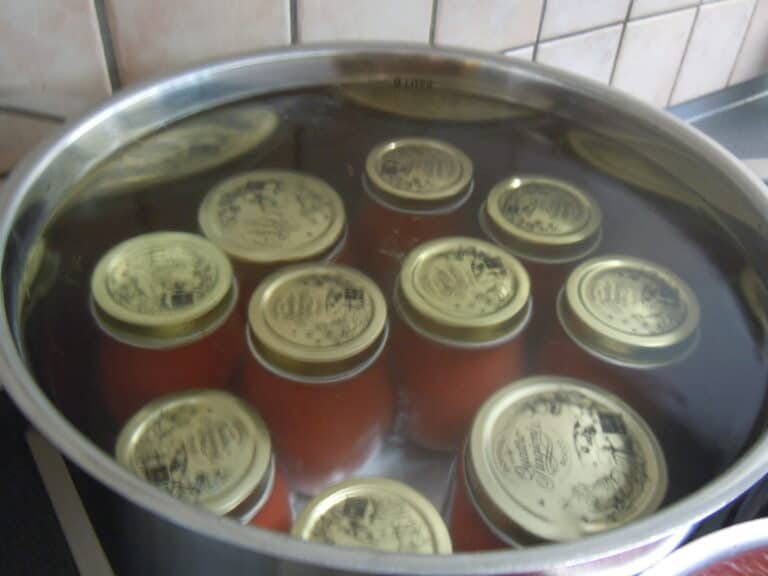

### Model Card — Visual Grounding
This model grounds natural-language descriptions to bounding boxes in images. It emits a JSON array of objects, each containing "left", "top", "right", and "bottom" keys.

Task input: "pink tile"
[
  {"left": 0, "top": 112, "right": 61, "bottom": 173},
  {"left": 731, "top": 0, "right": 768, "bottom": 83},
  {"left": 612, "top": 9, "right": 696, "bottom": 107},
  {"left": 536, "top": 25, "right": 623, "bottom": 84},
  {"left": 671, "top": 0, "right": 755, "bottom": 103},
  {"left": 106, "top": 0, "right": 291, "bottom": 85},
  {"left": 298, "top": 0, "right": 432, "bottom": 42},
  {"left": 0, "top": 1, "right": 111, "bottom": 105},
  {"left": 541, "top": 0, "right": 630, "bottom": 39},
  {"left": 434, "top": 0, "right": 543, "bottom": 52}
]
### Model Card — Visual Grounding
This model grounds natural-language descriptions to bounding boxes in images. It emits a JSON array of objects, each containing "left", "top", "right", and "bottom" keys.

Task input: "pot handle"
[{"left": 742, "top": 159, "right": 768, "bottom": 183}]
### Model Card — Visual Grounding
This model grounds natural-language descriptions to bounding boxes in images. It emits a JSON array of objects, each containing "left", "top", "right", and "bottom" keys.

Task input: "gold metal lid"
[
  {"left": 482, "top": 176, "right": 602, "bottom": 263},
  {"left": 91, "top": 232, "right": 234, "bottom": 347},
  {"left": 292, "top": 477, "right": 452, "bottom": 554},
  {"left": 467, "top": 376, "right": 668, "bottom": 544},
  {"left": 85, "top": 104, "right": 278, "bottom": 196},
  {"left": 248, "top": 264, "right": 388, "bottom": 380},
  {"left": 198, "top": 170, "right": 346, "bottom": 265},
  {"left": 342, "top": 83, "right": 532, "bottom": 122},
  {"left": 396, "top": 237, "right": 531, "bottom": 346},
  {"left": 115, "top": 390, "right": 273, "bottom": 518},
  {"left": 558, "top": 255, "right": 700, "bottom": 368},
  {"left": 364, "top": 138, "right": 473, "bottom": 212},
  {"left": 567, "top": 129, "right": 690, "bottom": 204}
]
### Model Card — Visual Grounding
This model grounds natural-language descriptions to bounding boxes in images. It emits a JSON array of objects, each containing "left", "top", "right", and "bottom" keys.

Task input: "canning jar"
[
  {"left": 480, "top": 175, "right": 601, "bottom": 341},
  {"left": 91, "top": 232, "right": 244, "bottom": 424},
  {"left": 534, "top": 255, "right": 701, "bottom": 399},
  {"left": 199, "top": 170, "right": 350, "bottom": 313},
  {"left": 392, "top": 237, "right": 532, "bottom": 452},
  {"left": 449, "top": 376, "right": 668, "bottom": 551},
  {"left": 355, "top": 137, "right": 474, "bottom": 293},
  {"left": 241, "top": 263, "right": 394, "bottom": 494},
  {"left": 115, "top": 389, "right": 291, "bottom": 531},
  {"left": 292, "top": 477, "right": 452, "bottom": 554}
]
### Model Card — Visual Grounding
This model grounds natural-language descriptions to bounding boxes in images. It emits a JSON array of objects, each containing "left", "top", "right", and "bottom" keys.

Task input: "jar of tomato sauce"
[
  {"left": 115, "top": 389, "right": 291, "bottom": 531},
  {"left": 534, "top": 255, "right": 701, "bottom": 400},
  {"left": 392, "top": 236, "right": 532, "bottom": 452},
  {"left": 241, "top": 263, "right": 394, "bottom": 494},
  {"left": 199, "top": 170, "right": 349, "bottom": 314},
  {"left": 91, "top": 232, "right": 244, "bottom": 425},
  {"left": 292, "top": 477, "right": 452, "bottom": 554},
  {"left": 480, "top": 175, "right": 602, "bottom": 342},
  {"left": 448, "top": 376, "right": 668, "bottom": 551},
  {"left": 356, "top": 137, "right": 474, "bottom": 294}
]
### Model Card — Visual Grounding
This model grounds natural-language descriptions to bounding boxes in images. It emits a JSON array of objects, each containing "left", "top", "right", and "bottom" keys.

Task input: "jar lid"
[
  {"left": 364, "top": 138, "right": 473, "bottom": 212},
  {"left": 396, "top": 237, "right": 531, "bottom": 346},
  {"left": 115, "top": 390, "right": 273, "bottom": 519},
  {"left": 248, "top": 264, "right": 388, "bottom": 380},
  {"left": 91, "top": 232, "right": 234, "bottom": 347},
  {"left": 482, "top": 175, "right": 602, "bottom": 263},
  {"left": 467, "top": 376, "right": 668, "bottom": 544},
  {"left": 87, "top": 104, "right": 278, "bottom": 195},
  {"left": 198, "top": 170, "right": 346, "bottom": 265},
  {"left": 291, "top": 477, "right": 452, "bottom": 554},
  {"left": 342, "top": 84, "right": 530, "bottom": 122},
  {"left": 558, "top": 255, "right": 700, "bottom": 368}
]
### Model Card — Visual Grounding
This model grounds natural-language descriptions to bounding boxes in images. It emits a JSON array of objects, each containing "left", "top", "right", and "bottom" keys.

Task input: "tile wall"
[{"left": 1, "top": 0, "right": 767, "bottom": 172}]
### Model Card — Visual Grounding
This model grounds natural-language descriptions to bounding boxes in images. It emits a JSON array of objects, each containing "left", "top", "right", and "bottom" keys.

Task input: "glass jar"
[
  {"left": 534, "top": 255, "right": 701, "bottom": 400},
  {"left": 241, "top": 263, "right": 394, "bottom": 494},
  {"left": 115, "top": 389, "right": 291, "bottom": 531},
  {"left": 292, "top": 477, "right": 452, "bottom": 554},
  {"left": 449, "top": 376, "right": 668, "bottom": 550},
  {"left": 91, "top": 232, "right": 244, "bottom": 425},
  {"left": 355, "top": 137, "right": 474, "bottom": 294},
  {"left": 392, "top": 237, "right": 532, "bottom": 452},
  {"left": 198, "top": 170, "right": 350, "bottom": 314},
  {"left": 479, "top": 175, "right": 602, "bottom": 343}
]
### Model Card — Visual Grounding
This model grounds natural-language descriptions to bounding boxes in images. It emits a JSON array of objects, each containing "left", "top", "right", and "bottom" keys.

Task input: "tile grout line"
[
  {"left": 727, "top": 0, "right": 759, "bottom": 85},
  {"left": 609, "top": 0, "right": 635, "bottom": 85},
  {"left": 532, "top": 0, "right": 547, "bottom": 60},
  {"left": 667, "top": 3, "right": 702, "bottom": 107},
  {"left": 92, "top": 0, "right": 122, "bottom": 92},
  {"left": 429, "top": 0, "right": 439, "bottom": 45},
  {"left": 290, "top": 0, "right": 298, "bottom": 44}
]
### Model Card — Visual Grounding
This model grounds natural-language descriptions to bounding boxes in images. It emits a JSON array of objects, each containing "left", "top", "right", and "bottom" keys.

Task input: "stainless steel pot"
[{"left": 2, "top": 44, "right": 768, "bottom": 576}]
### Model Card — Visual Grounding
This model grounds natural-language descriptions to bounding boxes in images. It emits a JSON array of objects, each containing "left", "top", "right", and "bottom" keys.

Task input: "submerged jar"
[
  {"left": 198, "top": 170, "right": 350, "bottom": 313},
  {"left": 241, "top": 263, "right": 394, "bottom": 494},
  {"left": 392, "top": 237, "right": 532, "bottom": 452},
  {"left": 449, "top": 376, "right": 668, "bottom": 551},
  {"left": 356, "top": 137, "right": 474, "bottom": 293},
  {"left": 292, "top": 477, "right": 452, "bottom": 554},
  {"left": 91, "top": 232, "right": 244, "bottom": 424},
  {"left": 115, "top": 389, "right": 291, "bottom": 531},
  {"left": 480, "top": 175, "right": 602, "bottom": 339},
  {"left": 534, "top": 255, "right": 701, "bottom": 401}
]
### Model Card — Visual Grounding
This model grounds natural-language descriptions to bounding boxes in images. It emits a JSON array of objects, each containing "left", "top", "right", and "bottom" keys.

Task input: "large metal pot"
[{"left": 2, "top": 45, "right": 768, "bottom": 575}]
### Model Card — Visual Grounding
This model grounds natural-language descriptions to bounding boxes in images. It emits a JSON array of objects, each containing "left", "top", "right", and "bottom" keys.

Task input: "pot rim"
[{"left": 2, "top": 43, "right": 767, "bottom": 575}]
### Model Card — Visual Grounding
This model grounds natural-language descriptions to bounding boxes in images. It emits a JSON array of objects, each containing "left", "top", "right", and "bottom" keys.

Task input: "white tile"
[
  {"left": 0, "top": 1, "right": 110, "bottom": 105},
  {"left": 504, "top": 45, "right": 535, "bottom": 61},
  {"left": 0, "top": 112, "right": 61, "bottom": 173},
  {"left": 672, "top": 0, "right": 755, "bottom": 103},
  {"left": 731, "top": 0, "right": 768, "bottom": 83},
  {"left": 298, "top": 0, "right": 432, "bottom": 43},
  {"left": 434, "top": 0, "right": 543, "bottom": 51},
  {"left": 631, "top": 0, "right": 697, "bottom": 18},
  {"left": 106, "top": 0, "right": 291, "bottom": 85},
  {"left": 536, "top": 25, "right": 623, "bottom": 84},
  {"left": 541, "top": 0, "right": 629, "bottom": 39},
  {"left": 613, "top": 9, "right": 696, "bottom": 107}
]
